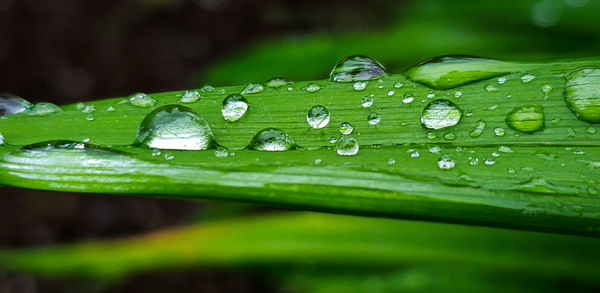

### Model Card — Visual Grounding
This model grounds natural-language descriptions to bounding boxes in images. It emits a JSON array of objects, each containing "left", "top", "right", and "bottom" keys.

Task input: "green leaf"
[{"left": 1, "top": 57, "right": 600, "bottom": 236}]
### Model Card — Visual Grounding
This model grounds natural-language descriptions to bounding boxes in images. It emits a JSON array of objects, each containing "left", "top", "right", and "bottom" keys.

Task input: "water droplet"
[
  {"left": 551, "top": 117, "right": 561, "bottom": 125},
  {"left": 106, "top": 106, "right": 115, "bottom": 112},
  {"left": 485, "top": 104, "right": 498, "bottom": 111},
  {"left": 305, "top": 83, "right": 321, "bottom": 92},
  {"left": 437, "top": 154, "right": 455, "bottom": 170},
  {"left": 0, "top": 131, "right": 4, "bottom": 145},
  {"left": 133, "top": 105, "right": 216, "bottom": 150},
  {"left": 402, "top": 92, "right": 414, "bottom": 104},
  {"left": 248, "top": 128, "right": 296, "bottom": 151},
  {"left": 361, "top": 95, "right": 373, "bottom": 107},
  {"left": 163, "top": 153, "right": 175, "bottom": 160},
  {"left": 468, "top": 157, "right": 479, "bottom": 165},
  {"left": 394, "top": 81, "right": 403, "bottom": 88},
  {"left": 454, "top": 91, "right": 462, "bottom": 98},
  {"left": 405, "top": 55, "right": 512, "bottom": 90},
  {"left": 86, "top": 114, "right": 94, "bottom": 121},
  {"left": 221, "top": 94, "right": 248, "bottom": 122},
  {"left": 484, "top": 157, "right": 496, "bottom": 165},
  {"left": 469, "top": 120, "right": 486, "bottom": 137},
  {"left": 564, "top": 68, "right": 600, "bottom": 123},
  {"left": 26, "top": 103, "right": 62, "bottom": 117},
  {"left": 151, "top": 149, "right": 161, "bottom": 156},
  {"left": 335, "top": 136, "right": 359, "bottom": 156},
  {"left": 329, "top": 136, "right": 337, "bottom": 143},
  {"left": 485, "top": 84, "right": 498, "bottom": 92},
  {"left": 494, "top": 127, "right": 506, "bottom": 136},
  {"left": 307, "top": 105, "right": 330, "bottom": 129},
  {"left": 387, "top": 90, "right": 395, "bottom": 96},
  {"left": 339, "top": 122, "right": 353, "bottom": 135},
  {"left": 81, "top": 104, "right": 95, "bottom": 114},
  {"left": 426, "top": 131, "right": 437, "bottom": 139},
  {"left": 497, "top": 77, "right": 507, "bottom": 84},
  {"left": 421, "top": 99, "right": 462, "bottom": 130},
  {"left": 507, "top": 167, "right": 516, "bottom": 174},
  {"left": 426, "top": 91, "right": 435, "bottom": 99},
  {"left": 200, "top": 85, "right": 216, "bottom": 92},
  {"left": 410, "top": 151, "right": 420, "bottom": 158},
  {"left": 428, "top": 146, "right": 441, "bottom": 154},
  {"left": 129, "top": 93, "right": 157, "bottom": 108},
  {"left": 505, "top": 105, "right": 544, "bottom": 133},
  {"left": 265, "top": 77, "right": 292, "bottom": 88},
  {"left": 353, "top": 81, "right": 366, "bottom": 91},
  {"left": 541, "top": 84, "right": 552, "bottom": 96},
  {"left": 367, "top": 112, "right": 381, "bottom": 125},
  {"left": 387, "top": 158, "right": 396, "bottom": 165},
  {"left": 0, "top": 94, "right": 32, "bottom": 116},
  {"left": 241, "top": 83, "right": 264, "bottom": 95},
  {"left": 520, "top": 73, "right": 536, "bottom": 83},
  {"left": 214, "top": 148, "right": 229, "bottom": 158},
  {"left": 443, "top": 132, "right": 456, "bottom": 140},
  {"left": 329, "top": 55, "right": 387, "bottom": 82},
  {"left": 586, "top": 126, "right": 597, "bottom": 134},
  {"left": 498, "top": 146, "right": 513, "bottom": 153},
  {"left": 179, "top": 90, "right": 201, "bottom": 103}
]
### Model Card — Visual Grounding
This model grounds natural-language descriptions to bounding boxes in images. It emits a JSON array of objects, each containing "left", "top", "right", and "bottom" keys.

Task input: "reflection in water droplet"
[
  {"left": 494, "top": 127, "right": 506, "bottom": 136},
  {"left": 307, "top": 105, "right": 330, "bottom": 129},
  {"left": 329, "top": 55, "right": 387, "bottom": 82},
  {"left": 470, "top": 120, "right": 486, "bottom": 137},
  {"left": 505, "top": 105, "right": 544, "bottom": 133},
  {"left": 180, "top": 90, "right": 201, "bottom": 103},
  {"left": 421, "top": 99, "right": 462, "bottom": 130},
  {"left": 437, "top": 154, "right": 455, "bottom": 170},
  {"left": 221, "top": 94, "right": 248, "bottom": 122},
  {"left": 339, "top": 122, "right": 353, "bottom": 135},
  {"left": 241, "top": 83, "right": 264, "bottom": 95},
  {"left": 405, "top": 55, "right": 513, "bottom": 90},
  {"left": 305, "top": 83, "right": 321, "bottom": 92},
  {"left": 353, "top": 81, "right": 366, "bottom": 91},
  {"left": 335, "top": 136, "right": 359, "bottom": 156},
  {"left": 133, "top": 105, "right": 216, "bottom": 150},
  {"left": 0, "top": 94, "right": 32, "bottom": 116},
  {"left": 26, "top": 103, "right": 62, "bottom": 117},
  {"left": 367, "top": 112, "right": 381, "bottom": 125},
  {"left": 329, "top": 136, "right": 337, "bottom": 144},
  {"left": 443, "top": 132, "right": 456, "bottom": 140},
  {"left": 498, "top": 77, "right": 507, "bottom": 84},
  {"left": 129, "top": 93, "right": 157, "bottom": 108},
  {"left": 402, "top": 92, "right": 414, "bottom": 104},
  {"left": 520, "top": 73, "right": 536, "bottom": 83},
  {"left": 564, "top": 68, "right": 600, "bottom": 123},
  {"left": 265, "top": 77, "right": 292, "bottom": 88},
  {"left": 248, "top": 128, "right": 296, "bottom": 151},
  {"left": 387, "top": 90, "right": 395, "bottom": 96},
  {"left": 361, "top": 95, "right": 373, "bottom": 107},
  {"left": 394, "top": 81, "right": 403, "bottom": 88}
]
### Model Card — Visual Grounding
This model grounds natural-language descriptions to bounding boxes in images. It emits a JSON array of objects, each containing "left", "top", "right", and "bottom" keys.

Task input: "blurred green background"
[{"left": 1, "top": 0, "right": 600, "bottom": 292}]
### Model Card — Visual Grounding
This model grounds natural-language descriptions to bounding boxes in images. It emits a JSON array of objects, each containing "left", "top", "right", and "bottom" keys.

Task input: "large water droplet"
[
  {"left": 335, "top": 136, "right": 359, "bottom": 156},
  {"left": 564, "top": 68, "right": 600, "bottom": 123},
  {"left": 241, "top": 83, "right": 264, "bottom": 95},
  {"left": 248, "top": 128, "right": 297, "bottom": 151},
  {"left": 133, "top": 105, "right": 216, "bottom": 150},
  {"left": 26, "top": 102, "right": 62, "bottom": 117},
  {"left": 129, "top": 93, "right": 157, "bottom": 108},
  {"left": 307, "top": 105, "right": 330, "bottom": 129},
  {"left": 265, "top": 77, "right": 292, "bottom": 88},
  {"left": 339, "top": 122, "right": 353, "bottom": 135},
  {"left": 421, "top": 99, "right": 462, "bottom": 130},
  {"left": 329, "top": 55, "right": 387, "bottom": 82},
  {"left": 505, "top": 105, "right": 544, "bottom": 134},
  {"left": 405, "top": 55, "right": 512, "bottom": 90},
  {"left": 221, "top": 94, "right": 248, "bottom": 122},
  {"left": 0, "top": 94, "right": 32, "bottom": 116}
]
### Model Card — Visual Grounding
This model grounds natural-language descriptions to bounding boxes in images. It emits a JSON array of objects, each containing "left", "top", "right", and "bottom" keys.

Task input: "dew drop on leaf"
[
  {"left": 307, "top": 105, "right": 330, "bottom": 129},
  {"left": 367, "top": 112, "right": 381, "bottom": 125},
  {"left": 520, "top": 73, "right": 536, "bottom": 83},
  {"left": 241, "top": 83, "right": 264, "bottom": 95},
  {"left": 305, "top": 83, "right": 321, "bottom": 92},
  {"left": 329, "top": 55, "right": 387, "bottom": 82},
  {"left": 0, "top": 94, "right": 32, "bottom": 116},
  {"left": 469, "top": 120, "right": 486, "bottom": 137},
  {"left": 361, "top": 95, "right": 373, "bottom": 108},
  {"left": 564, "top": 68, "right": 600, "bottom": 123},
  {"left": 335, "top": 136, "right": 359, "bottom": 156},
  {"left": 26, "top": 103, "right": 62, "bottom": 117},
  {"left": 420, "top": 99, "right": 462, "bottom": 130},
  {"left": 179, "top": 90, "right": 201, "bottom": 103},
  {"left": 437, "top": 154, "right": 455, "bottom": 170},
  {"left": 339, "top": 122, "right": 353, "bottom": 135},
  {"left": 265, "top": 77, "right": 292, "bottom": 88},
  {"left": 133, "top": 105, "right": 216, "bottom": 150},
  {"left": 221, "top": 94, "right": 248, "bottom": 122},
  {"left": 353, "top": 81, "right": 367, "bottom": 91},
  {"left": 505, "top": 105, "right": 544, "bottom": 134},
  {"left": 129, "top": 93, "right": 157, "bottom": 108},
  {"left": 248, "top": 128, "right": 297, "bottom": 151}
]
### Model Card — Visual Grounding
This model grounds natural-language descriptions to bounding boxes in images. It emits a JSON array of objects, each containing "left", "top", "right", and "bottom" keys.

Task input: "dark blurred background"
[{"left": 2, "top": 0, "right": 600, "bottom": 292}]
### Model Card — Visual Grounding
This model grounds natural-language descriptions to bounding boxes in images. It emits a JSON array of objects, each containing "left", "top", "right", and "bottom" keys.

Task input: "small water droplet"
[
  {"left": 200, "top": 85, "right": 216, "bottom": 92},
  {"left": 551, "top": 117, "right": 561, "bottom": 125},
  {"left": 494, "top": 127, "right": 506, "bottom": 136},
  {"left": 485, "top": 104, "right": 498, "bottom": 111},
  {"left": 387, "top": 158, "right": 396, "bottom": 165},
  {"left": 0, "top": 94, "right": 32, "bottom": 116},
  {"left": 26, "top": 103, "right": 62, "bottom": 117},
  {"left": 426, "top": 91, "right": 435, "bottom": 98},
  {"left": 454, "top": 91, "right": 462, "bottom": 98},
  {"left": 541, "top": 84, "right": 552, "bottom": 96},
  {"left": 314, "top": 158, "right": 322, "bottom": 164},
  {"left": 305, "top": 83, "right": 321, "bottom": 92},
  {"left": 179, "top": 90, "right": 201, "bottom": 103},
  {"left": 402, "top": 92, "right": 414, "bottom": 104},
  {"left": 564, "top": 68, "right": 600, "bottom": 123},
  {"left": 265, "top": 77, "right": 292, "bottom": 88},
  {"left": 0, "top": 131, "right": 4, "bottom": 145},
  {"left": 405, "top": 55, "right": 512, "bottom": 90},
  {"left": 394, "top": 81, "right": 403, "bottom": 88},
  {"left": 586, "top": 126, "right": 597, "bottom": 134},
  {"left": 163, "top": 153, "right": 175, "bottom": 160},
  {"left": 520, "top": 73, "right": 536, "bottom": 83},
  {"left": 129, "top": 93, "right": 157, "bottom": 108},
  {"left": 367, "top": 112, "right": 381, "bottom": 125},
  {"left": 335, "top": 136, "right": 359, "bottom": 156},
  {"left": 133, "top": 105, "right": 216, "bottom": 150},
  {"left": 411, "top": 151, "right": 420, "bottom": 158},
  {"left": 307, "top": 105, "right": 330, "bottom": 129},
  {"left": 426, "top": 131, "right": 437, "bottom": 139},
  {"left": 361, "top": 95, "right": 373, "bottom": 107},
  {"left": 428, "top": 146, "right": 441, "bottom": 154},
  {"left": 469, "top": 120, "right": 486, "bottom": 137},
  {"left": 421, "top": 99, "right": 463, "bottom": 130},
  {"left": 86, "top": 114, "right": 94, "bottom": 121},
  {"left": 151, "top": 149, "right": 161, "bottom": 156},
  {"left": 106, "top": 106, "right": 115, "bottom": 112},
  {"left": 339, "top": 122, "right": 354, "bottom": 135},
  {"left": 81, "top": 104, "right": 95, "bottom": 114},
  {"left": 329, "top": 55, "right": 387, "bottom": 82},
  {"left": 505, "top": 105, "right": 544, "bottom": 133},
  {"left": 221, "top": 94, "right": 248, "bottom": 122},
  {"left": 248, "top": 128, "right": 296, "bottom": 151},
  {"left": 387, "top": 90, "right": 395, "bottom": 96},
  {"left": 438, "top": 154, "right": 455, "bottom": 170},
  {"left": 485, "top": 84, "right": 498, "bottom": 92},
  {"left": 214, "top": 148, "right": 229, "bottom": 158},
  {"left": 241, "top": 83, "right": 264, "bottom": 95},
  {"left": 497, "top": 77, "right": 507, "bottom": 84},
  {"left": 353, "top": 81, "right": 367, "bottom": 91},
  {"left": 507, "top": 167, "right": 516, "bottom": 174},
  {"left": 329, "top": 136, "right": 337, "bottom": 143},
  {"left": 484, "top": 157, "right": 496, "bottom": 165},
  {"left": 443, "top": 132, "right": 456, "bottom": 140},
  {"left": 468, "top": 157, "right": 479, "bottom": 165},
  {"left": 498, "top": 146, "right": 513, "bottom": 153}
]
